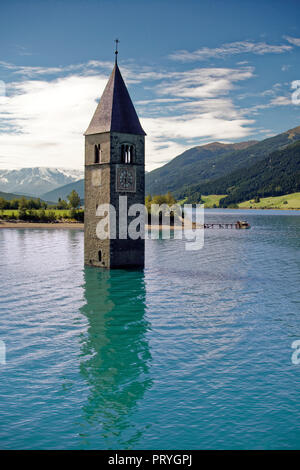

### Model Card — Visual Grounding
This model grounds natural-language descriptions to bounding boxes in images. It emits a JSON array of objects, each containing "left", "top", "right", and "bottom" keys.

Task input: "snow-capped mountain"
[{"left": 0, "top": 167, "right": 84, "bottom": 197}]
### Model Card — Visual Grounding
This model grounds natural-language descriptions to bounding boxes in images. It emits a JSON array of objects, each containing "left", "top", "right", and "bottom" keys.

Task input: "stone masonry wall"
[{"left": 84, "top": 131, "right": 145, "bottom": 268}]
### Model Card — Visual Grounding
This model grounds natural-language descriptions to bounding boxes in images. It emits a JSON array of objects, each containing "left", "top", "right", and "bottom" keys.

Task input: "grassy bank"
[
  {"left": 201, "top": 194, "right": 227, "bottom": 208},
  {"left": 180, "top": 193, "right": 300, "bottom": 210},
  {"left": 178, "top": 194, "right": 226, "bottom": 207},
  {"left": 0, "top": 209, "right": 84, "bottom": 221},
  {"left": 1, "top": 209, "right": 73, "bottom": 217},
  {"left": 238, "top": 192, "right": 300, "bottom": 210}
]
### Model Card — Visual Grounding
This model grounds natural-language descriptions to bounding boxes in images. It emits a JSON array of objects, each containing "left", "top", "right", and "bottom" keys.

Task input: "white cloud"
[
  {"left": 143, "top": 114, "right": 254, "bottom": 168},
  {"left": 284, "top": 36, "right": 300, "bottom": 46},
  {"left": 0, "top": 61, "right": 256, "bottom": 172},
  {"left": 155, "top": 67, "right": 254, "bottom": 99},
  {"left": 270, "top": 96, "right": 291, "bottom": 106},
  {"left": 244, "top": 84, "right": 293, "bottom": 114},
  {"left": 0, "top": 74, "right": 108, "bottom": 169},
  {"left": 136, "top": 98, "right": 184, "bottom": 105},
  {"left": 169, "top": 40, "right": 293, "bottom": 62},
  {"left": 0, "top": 60, "right": 113, "bottom": 77},
  {"left": 139, "top": 66, "right": 256, "bottom": 169}
]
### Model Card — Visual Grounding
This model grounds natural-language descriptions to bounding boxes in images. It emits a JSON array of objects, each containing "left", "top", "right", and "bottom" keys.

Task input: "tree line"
[
  {"left": 0, "top": 190, "right": 83, "bottom": 222},
  {"left": 1, "top": 191, "right": 178, "bottom": 223}
]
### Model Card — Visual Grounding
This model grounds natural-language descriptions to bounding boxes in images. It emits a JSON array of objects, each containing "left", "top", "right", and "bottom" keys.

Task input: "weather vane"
[{"left": 114, "top": 38, "right": 120, "bottom": 64}]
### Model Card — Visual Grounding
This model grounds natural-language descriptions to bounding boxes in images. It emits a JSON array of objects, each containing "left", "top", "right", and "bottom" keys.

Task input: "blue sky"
[{"left": 0, "top": 0, "right": 299, "bottom": 170}]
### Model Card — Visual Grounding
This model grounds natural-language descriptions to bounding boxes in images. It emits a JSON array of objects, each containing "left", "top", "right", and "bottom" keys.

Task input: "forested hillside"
[
  {"left": 146, "top": 141, "right": 257, "bottom": 195},
  {"left": 177, "top": 141, "right": 300, "bottom": 207},
  {"left": 146, "top": 126, "right": 300, "bottom": 196}
]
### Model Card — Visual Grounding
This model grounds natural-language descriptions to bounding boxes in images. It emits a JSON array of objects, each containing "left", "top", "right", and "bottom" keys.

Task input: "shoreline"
[
  {"left": 0, "top": 206, "right": 298, "bottom": 230},
  {"left": 0, "top": 221, "right": 84, "bottom": 229},
  {"left": 236, "top": 206, "right": 300, "bottom": 211},
  {"left": 0, "top": 221, "right": 194, "bottom": 230}
]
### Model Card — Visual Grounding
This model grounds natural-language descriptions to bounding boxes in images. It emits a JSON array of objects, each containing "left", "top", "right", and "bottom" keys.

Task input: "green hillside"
[
  {"left": 39, "top": 125, "right": 300, "bottom": 205},
  {"left": 146, "top": 141, "right": 257, "bottom": 195},
  {"left": 178, "top": 140, "right": 300, "bottom": 207},
  {"left": 0, "top": 190, "right": 27, "bottom": 200},
  {"left": 238, "top": 192, "right": 300, "bottom": 210},
  {"left": 0, "top": 190, "right": 53, "bottom": 204},
  {"left": 146, "top": 125, "right": 300, "bottom": 196},
  {"left": 41, "top": 179, "right": 84, "bottom": 202},
  {"left": 201, "top": 194, "right": 227, "bottom": 208}
]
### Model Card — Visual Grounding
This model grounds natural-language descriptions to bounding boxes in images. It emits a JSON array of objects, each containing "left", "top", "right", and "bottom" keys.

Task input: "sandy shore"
[
  {"left": 0, "top": 221, "right": 195, "bottom": 230},
  {"left": 0, "top": 221, "right": 84, "bottom": 229}
]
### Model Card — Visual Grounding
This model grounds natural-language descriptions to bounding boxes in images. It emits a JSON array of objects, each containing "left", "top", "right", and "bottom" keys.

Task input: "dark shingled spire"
[{"left": 85, "top": 64, "right": 146, "bottom": 136}]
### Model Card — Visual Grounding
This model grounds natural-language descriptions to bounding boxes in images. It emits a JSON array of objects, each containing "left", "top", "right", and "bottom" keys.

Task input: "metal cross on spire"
[{"left": 114, "top": 38, "right": 120, "bottom": 64}]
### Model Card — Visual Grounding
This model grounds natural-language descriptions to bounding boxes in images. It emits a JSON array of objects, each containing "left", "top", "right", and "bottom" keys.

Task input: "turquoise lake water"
[{"left": 0, "top": 209, "right": 300, "bottom": 449}]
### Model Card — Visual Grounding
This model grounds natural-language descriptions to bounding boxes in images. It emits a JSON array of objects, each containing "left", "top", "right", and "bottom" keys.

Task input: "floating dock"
[{"left": 203, "top": 220, "right": 250, "bottom": 229}]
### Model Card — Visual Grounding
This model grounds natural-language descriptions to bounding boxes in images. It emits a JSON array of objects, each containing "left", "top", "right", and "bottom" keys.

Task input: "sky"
[{"left": 0, "top": 0, "right": 299, "bottom": 171}]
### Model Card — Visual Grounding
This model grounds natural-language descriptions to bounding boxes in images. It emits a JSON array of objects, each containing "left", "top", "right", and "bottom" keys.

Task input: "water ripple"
[{"left": 0, "top": 213, "right": 300, "bottom": 449}]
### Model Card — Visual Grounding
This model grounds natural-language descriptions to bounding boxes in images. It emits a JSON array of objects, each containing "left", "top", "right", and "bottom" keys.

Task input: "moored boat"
[{"left": 236, "top": 220, "right": 250, "bottom": 229}]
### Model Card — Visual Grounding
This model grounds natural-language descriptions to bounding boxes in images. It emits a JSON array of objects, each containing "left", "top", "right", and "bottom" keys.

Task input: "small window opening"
[
  {"left": 121, "top": 145, "right": 126, "bottom": 163},
  {"left": 121, "top": 144, "right": 134, "bottom": 164},
  {"left": 94, "top": 144, "right": 101, "bottom": 163},
  {"left": 98, "top": 250, "right": 102, "bottom": 262}
]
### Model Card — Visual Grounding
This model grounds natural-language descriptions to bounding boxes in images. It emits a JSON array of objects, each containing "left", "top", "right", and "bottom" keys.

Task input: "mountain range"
[
  {"left": 178, "top": 140, "right": 300, "bottom": 206},
  {"left": 146, "top": 126, "right": 300, "bottom": 196},
  {"left": 145, "top": 141, "right": 258, "bottom": 195},
  {"left": 41, "top": 179, "right": 84, "bottom": 202},
  {"left": 1, "top": 125, "right": 299, "bottom": 204},
  {"left": 0, "top": 167, "right": 83, "bottom": 197}
]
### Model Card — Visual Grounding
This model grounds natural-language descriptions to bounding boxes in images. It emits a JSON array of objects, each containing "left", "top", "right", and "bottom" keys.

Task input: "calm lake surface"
[{"left": 0, "top": 209, "right": 300, "bottom": 449}]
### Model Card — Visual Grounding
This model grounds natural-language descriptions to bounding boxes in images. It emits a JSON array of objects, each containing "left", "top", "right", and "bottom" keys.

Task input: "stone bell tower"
[{"left": 84, "top": 46, "right": 146, "bottom": 268}]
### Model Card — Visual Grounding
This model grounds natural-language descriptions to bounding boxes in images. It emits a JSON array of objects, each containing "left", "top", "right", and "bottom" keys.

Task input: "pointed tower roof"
[{"left": 85, "top": 64, "right": 146, "bottom": 136}]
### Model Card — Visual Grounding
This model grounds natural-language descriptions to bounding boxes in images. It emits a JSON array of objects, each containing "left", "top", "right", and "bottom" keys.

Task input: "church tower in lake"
[{"left": 84, "top": 44, "right": 146, "bottom": 268}]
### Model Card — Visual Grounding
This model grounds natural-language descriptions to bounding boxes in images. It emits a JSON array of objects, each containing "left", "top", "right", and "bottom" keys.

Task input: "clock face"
[{"left": 116, "top": 167, "right": 136, "bottom": 192}]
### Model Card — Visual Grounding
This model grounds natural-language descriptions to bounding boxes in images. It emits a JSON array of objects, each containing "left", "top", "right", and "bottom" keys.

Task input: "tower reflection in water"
[{"left": 79, "top": 267, "right": 152, "bottom": 447}]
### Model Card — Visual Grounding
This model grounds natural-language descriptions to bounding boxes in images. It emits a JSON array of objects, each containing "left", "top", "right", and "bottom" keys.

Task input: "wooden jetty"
[
  {"left": 203, "top": 220, "right": 250, "bottom": 229},
  {"left": 185, "top": 220, "right": 251, "bottom": 230},
  {"left": 149, "top": 215, "right": 251, "bottom": 230}
]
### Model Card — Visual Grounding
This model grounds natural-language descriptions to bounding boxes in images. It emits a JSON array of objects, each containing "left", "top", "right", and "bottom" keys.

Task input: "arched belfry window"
[
  {"left": 94, "top": 144, "right": 101, "bottom": 163},
  {"left": 121, "top": 144, "right": 134, "bottom": 164}
]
